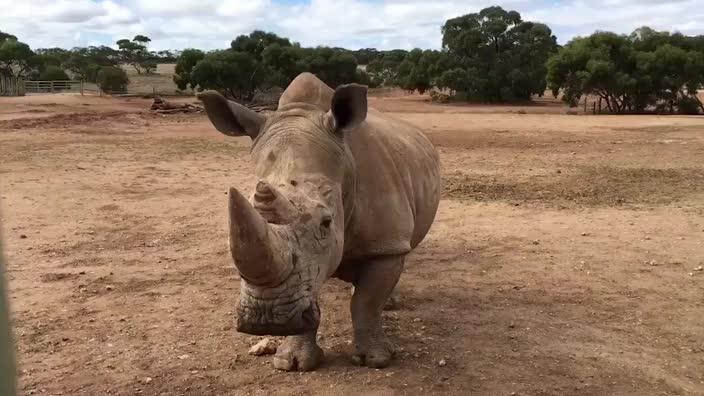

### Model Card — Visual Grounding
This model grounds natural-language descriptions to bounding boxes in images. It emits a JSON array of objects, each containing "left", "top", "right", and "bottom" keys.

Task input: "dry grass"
[
  {"left": 444, "top": 166, "right": 704, "bottom": 207},
  {"left": 121, "top": 63, "right": 182, "bottom": 96}
]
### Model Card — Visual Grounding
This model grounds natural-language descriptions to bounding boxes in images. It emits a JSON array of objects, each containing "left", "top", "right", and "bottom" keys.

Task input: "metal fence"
[
  {"left": 0, "top": 76, "right": 24, "bottom": 96},
  {"left": 23, "top": 80, "right": 85, "bottom": 95}
]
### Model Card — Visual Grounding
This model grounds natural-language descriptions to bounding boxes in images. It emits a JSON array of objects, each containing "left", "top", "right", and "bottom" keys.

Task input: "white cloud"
[{"left": 1, "top": 0, "right": 702, "bottom": 51}]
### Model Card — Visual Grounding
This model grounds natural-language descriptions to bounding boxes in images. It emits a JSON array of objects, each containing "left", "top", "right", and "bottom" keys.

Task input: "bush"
[
  {"left": 676, "top": 97, "right": 701, "bottom": 115},
  {"left": 38, "top": 65, "right": 69, "bottom": 81},
  {"left": 97, "top": 67, "right": 129, "bottom": 93}
]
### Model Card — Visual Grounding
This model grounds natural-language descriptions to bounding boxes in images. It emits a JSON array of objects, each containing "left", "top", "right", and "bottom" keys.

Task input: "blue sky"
[{"left": 1, "top": 0, "right": 702, "bottom": 51}]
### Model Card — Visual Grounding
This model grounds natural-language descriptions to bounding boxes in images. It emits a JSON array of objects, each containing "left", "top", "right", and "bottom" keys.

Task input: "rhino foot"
[
  {"left": 383, "top": 293, "right": 399, "bottom": 311},
  {"left": 273, "top": 333, "right": 323, "bottom": 371},
  {"left": 352, "top": 336, "right": 394, "bottom": 368}
]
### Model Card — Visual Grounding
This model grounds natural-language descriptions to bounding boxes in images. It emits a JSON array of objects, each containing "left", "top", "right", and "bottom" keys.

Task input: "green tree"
[
  {"left": 63, "top": 46, "right": 118, "bottom": 82},
  {"left": 367, "top": 49, "right": 408, "bottom": 86},
  {"left": 0, "top": 31, "right": 17, "bottom": 44},
  {"left": 300, "top": 47, "right": 358, "bottom": 88},
  {"left": 261, "top": 43, "right": 304, "bottom": 86},
  {"left": 0, "top": 39, "right": 36, "bottom": 77},
  {"left": 97, "top": 66, "right": 129, "bottom": 93},
  {"left": 38, "top": 65, "right": 69, "bottom": 80},
  {"left": 547, "top": 27, "right": 704, "bottom": 114},
  {"left": 190, "top": 49, "right": 265, "bottom": 102},
  {"left": 396, "top": 49, "right": 444, "bottom": 94},
  {"left": 351, "top": 48, "right": 380, "bottom": 65},
  {"left": 231, "top": 31, "right": 292, "bottom": 61},
  {"left": 117, "top": 35, "right": 155, "bottom": 74},
  {"left": 440, "top": 6, "right": 557, "bottom": 101},
  {"left": 173, "top": 49, "right": 205, "bottom": 91},
  {"left": 186, "top": 31, "right": 363, "bottom": 101},
  {"left": 547, "top": 32, "right": 638, "bottom": 112}
]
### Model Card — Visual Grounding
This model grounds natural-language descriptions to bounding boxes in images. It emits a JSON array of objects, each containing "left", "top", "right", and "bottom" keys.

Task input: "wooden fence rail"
[
  {"left": 23, "top": 80, "right": 84, "bottom": 95},
  {"left": 0, "top": 76, "right": 25, "bottom": 96}
]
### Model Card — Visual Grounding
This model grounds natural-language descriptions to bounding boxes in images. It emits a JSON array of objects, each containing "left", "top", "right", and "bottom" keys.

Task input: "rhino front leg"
[
  {"left": 350, "top": 286, "right": 400, "bottom": 311},
  {"left": 350, "top": 255, "right": 404, "bottom": 368},
  {"left": 273, "top": 329, "right": 324, "bottom": 371}
]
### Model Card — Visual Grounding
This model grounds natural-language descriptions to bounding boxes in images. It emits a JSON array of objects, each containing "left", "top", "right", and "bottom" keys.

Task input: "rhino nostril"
[{"left": 254, "top": 182, "right": 275, "bottom": 203}]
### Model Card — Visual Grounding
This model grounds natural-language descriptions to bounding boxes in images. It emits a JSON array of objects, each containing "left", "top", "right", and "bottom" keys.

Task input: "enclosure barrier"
[
  {"left": 23, "top": 80, "right": 84, "bottom": 95},
  {"left": 0, "top": 76, "right": 25, "bottom": 96}
]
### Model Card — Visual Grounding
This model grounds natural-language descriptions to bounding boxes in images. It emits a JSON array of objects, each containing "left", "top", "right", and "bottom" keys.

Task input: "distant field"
[{"left": 121, "top": 63, "right": 183, "bottom": 96}]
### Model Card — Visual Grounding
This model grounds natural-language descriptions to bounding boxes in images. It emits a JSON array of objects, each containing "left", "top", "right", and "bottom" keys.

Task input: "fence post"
[
  {"left": 80, "top": 80, "right": 84, "bottom": 96},
  {"left": 50, "top": 81, "right": 54, "bottom": 93}
]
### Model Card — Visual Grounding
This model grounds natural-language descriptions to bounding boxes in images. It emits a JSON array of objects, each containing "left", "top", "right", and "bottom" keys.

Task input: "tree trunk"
[
  {"left": 694, "top": 95, "right": 704, "bottom": 114},
  {"left": 604, "top": 95, "right": 614, "bottom": 113}
]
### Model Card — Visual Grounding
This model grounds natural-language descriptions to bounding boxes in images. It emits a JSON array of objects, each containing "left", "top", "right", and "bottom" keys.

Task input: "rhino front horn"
[{"left": 228, "top": 187, "right": 293, "bottom": 286}]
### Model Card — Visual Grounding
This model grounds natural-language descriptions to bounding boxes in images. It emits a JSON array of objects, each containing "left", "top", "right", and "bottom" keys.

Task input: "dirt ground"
[{"left": 1, "top": 92, "right": 703, "bottom": 396}]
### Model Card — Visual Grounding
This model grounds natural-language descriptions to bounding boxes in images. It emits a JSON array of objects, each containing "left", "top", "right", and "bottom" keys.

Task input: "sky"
[{"left": 1, "top": 0, "right": 702, "bottom": 51}]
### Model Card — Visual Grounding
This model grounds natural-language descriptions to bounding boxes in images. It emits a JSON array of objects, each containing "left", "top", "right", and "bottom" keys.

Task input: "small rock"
[
  {"left": 178, "top": 354, "right": 190, "bottom": 360},
  {"left": 644, "top": 236, "right": 651, "bottom": 240},
  {"left": 508, "top": 323, "right": 515, "bottom": 328},
  {"left": 532, "top": 240, "right": 540, "bottom": 245},
  {"left": 190, "top": 370, "right": 199, "bottom": 374},
  {"left": 144, "top": 377, "right": 152, "bottom": 384},
  {"left": 581, "top": 232, "right": 589, "bottom": 236},
  {"left": 694, "top": 266, "right": 703, "bottom": 272},
  {"left": 19, "top": 234, "right": 27, "bottom": 239},
  {"left": 556, "top": 169, "right": 562, "bottom": 174},
  {"left": 105, "top": 285, "right": 114, "bottom": 291},
  {"left": 678, "top": 237, "right": 685, "bottom": 240},
  {"left": 570, "top": 152, "right": 576, "bottom": 155},
  {"left": 248, "top": 338, "right": 277, "bottom": 356},
  {"left": 438, "top": 359, "right": 447, "bottom": 367},
  {"left": 413, "top": 318, "right": 422, "bottom": 323}
]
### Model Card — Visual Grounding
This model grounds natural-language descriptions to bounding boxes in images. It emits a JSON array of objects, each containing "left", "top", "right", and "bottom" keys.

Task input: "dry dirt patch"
[{"left": 444, "top": 166, "right": 704, "bottom": 207}]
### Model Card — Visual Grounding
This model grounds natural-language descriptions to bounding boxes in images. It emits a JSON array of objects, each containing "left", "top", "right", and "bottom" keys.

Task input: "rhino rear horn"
[{"left": 228, "top": 187, "right": 292, "bottom": 286}]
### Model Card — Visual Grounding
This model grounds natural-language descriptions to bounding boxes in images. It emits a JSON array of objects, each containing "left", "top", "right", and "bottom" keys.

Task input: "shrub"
[
  {"left": 97, "top": 66, "right": 129, "bottom": 93},
  {"left": 38, "top": 65, "right": 69, "bottom": 81},
  {"left": 676, "top": 97, "right": 701, "bottom": 115}
]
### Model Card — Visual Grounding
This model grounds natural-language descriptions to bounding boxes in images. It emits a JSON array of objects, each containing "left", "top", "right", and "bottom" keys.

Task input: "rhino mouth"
[
  {"left": 236, "top": 299, "right": 320, "bottom": 336},
  {"left": 235, "top": 283, "right": 320, "bottom": 336}
]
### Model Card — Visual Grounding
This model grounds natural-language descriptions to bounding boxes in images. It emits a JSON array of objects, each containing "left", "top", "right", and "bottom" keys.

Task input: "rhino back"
[{"left": 343, "top": 108, "right": 441, "bottom": 260}]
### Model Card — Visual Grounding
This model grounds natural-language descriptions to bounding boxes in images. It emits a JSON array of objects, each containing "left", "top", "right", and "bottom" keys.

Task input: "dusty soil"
[{"left": 1, "top": 92, "right": 703, "bottom": 395}]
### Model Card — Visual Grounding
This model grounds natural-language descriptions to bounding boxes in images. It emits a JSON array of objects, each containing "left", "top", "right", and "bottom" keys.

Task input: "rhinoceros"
[{"left": 198, "top": 73, "right": 441, "bottom": 371}]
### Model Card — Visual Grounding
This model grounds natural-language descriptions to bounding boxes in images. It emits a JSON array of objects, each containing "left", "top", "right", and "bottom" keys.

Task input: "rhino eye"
[{"left": 320, "top": 216, "right": 332, "bottom": 229}]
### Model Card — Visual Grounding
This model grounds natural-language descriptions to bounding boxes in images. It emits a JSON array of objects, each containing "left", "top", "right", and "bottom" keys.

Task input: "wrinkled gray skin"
[{"left": 198, "top": 73, "right": 441, "bottom": 371}]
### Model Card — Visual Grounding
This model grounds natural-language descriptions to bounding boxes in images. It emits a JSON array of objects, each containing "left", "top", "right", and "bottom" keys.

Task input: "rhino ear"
[
  {"left": 197, "top": 91, "right": 265, "bottom": 139},
  {"left": 329, "top": 84, "right": 367, "bottom": 132}
]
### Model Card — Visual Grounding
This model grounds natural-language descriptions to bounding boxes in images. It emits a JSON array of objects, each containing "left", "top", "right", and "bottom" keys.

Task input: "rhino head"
[{"left": 198, "top": 75, "right": 367, "bottom": 336}]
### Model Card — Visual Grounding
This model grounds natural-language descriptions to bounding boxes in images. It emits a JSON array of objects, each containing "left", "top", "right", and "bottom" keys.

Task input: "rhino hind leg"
[
  {"left": 350, "top": 255, "right": 404, "bottom": 368},
  {"left": 273, "top": 330, "right": 324, "bottom": 372}
]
